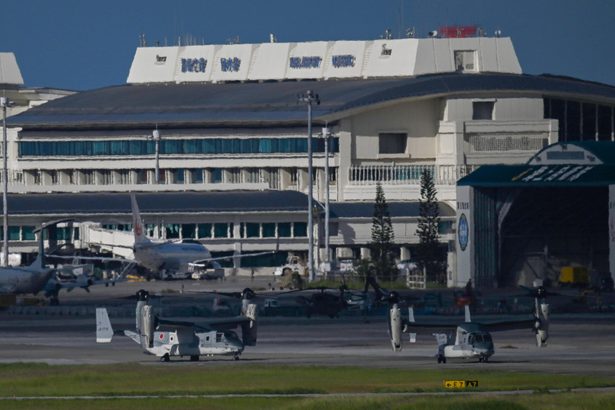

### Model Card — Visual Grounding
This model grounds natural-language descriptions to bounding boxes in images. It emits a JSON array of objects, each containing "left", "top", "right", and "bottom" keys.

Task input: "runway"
[{"left": 1, "top": 278, "right": 614, "bottom": 376}]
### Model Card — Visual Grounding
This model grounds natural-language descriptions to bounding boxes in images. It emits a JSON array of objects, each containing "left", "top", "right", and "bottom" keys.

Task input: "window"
[
  {"left": 226, "top": 168, "right": 241, "bottom": 184},
  {"left": 117, "top": 170, "right": 130, "bottom": 184},
  {"left": 290, "top": 168, "right": 298, "bottom": 184},
  {"left": 454, "top": 50, "right": 476, "bottom": 72},
  {"left": 378, "top": 133, "right": 407, "bottom": 154},
  {"left": 582, "top": 103, "right": 596, "bottom": 140},
  {"left": 189, "top": 169, "right": 203, "bottom": 184},
  {"left": 49, "top": 171, "right": 58, "bottom": 185},
  {"left": 198, "top": 224, "right": 212, "bottom": 239},
  {"left": 99, "top": 170, "right": 112, "bottom": 185},
  {"left": 211, "top": 168, "right": 222, "bottom": 183},
  {"left": 294, "top": 222, "right": 307, "bottom": 237},
  {"left": 278, "top": 223, "right": 291, "bottom": 238},
  {"left": 245, "top": 168, "right": 260, "bottom": 184},
  {"left": 598, "top": 105, "right": 613, "bottom": 141},
  {"left": 472, "top": 102, "right": 494, "bottom": 120},
  {"left": 181, "top": 224, "right": 196, "bottom": 239},
  {"left": 165, "top": 224, "right": 180, "bottom": 239},
  {"left": 22, "top": 226, "right": 35, "bottom": 240},
  {"left": 171, "top": 169, "right": 185, "bottom": 184},
  {"left": 81, "top": 170, "right": 93, "bottom": 185},
  {"left": 214, "top": 223, "right": 229, "bottom": 238},
  {"left": 245, "top": 223, "right": 260, "bottom": 238},
  {"left": 136, "top": 169, "right": 148, "bottom": 184},
  {"left": 9, "top": 226, "right": 20, "bottom": 240},
  {"left": 262, "top": 223, "right": 276, "bottom": 238}
]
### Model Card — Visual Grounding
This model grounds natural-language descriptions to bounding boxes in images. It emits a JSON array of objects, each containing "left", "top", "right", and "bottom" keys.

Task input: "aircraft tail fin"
[
  {"left": 96, "top": 308, "right": 113, "bottom": 343},
  {"left": 241, "top": 303, "right": 258, "bottom": 346},
  {"left": 29, "top": 226, "right": 46, "bottom": 270},
  {"left": 464, "top": 305, "right": 471, "bottom": 323},
  {"left": 130, "top": 194, "right": 150, "bottom": 246}
]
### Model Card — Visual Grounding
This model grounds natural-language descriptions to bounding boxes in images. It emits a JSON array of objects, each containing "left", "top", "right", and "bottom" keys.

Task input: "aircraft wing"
[
  {"left": 156, "top": 316, "right": 250, "bottom": 332},
  {"left": 481, "top": 318, "right": 536, "bottom": 332},
  {"left": 47, "top": 254, "right": 128, "bottom": 263},
  {"left": 188, "top": 251, "right": 277, "bottom": 267},
  {"left": 402, "top": 322, "right": 459, "bottom": 333}
]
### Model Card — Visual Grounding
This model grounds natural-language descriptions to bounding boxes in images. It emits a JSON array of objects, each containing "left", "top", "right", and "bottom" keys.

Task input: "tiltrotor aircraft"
[
  {"left": 388, "top": 286, "right": 549, "bottom": 363},
  {"left": 96, "top": 290, "right": 258, "bottom": 362}
]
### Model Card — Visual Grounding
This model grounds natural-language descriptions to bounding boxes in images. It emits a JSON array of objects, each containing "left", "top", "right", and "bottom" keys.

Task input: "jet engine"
[
  {"left": 241, "top": 303, "right": 258, "bottom": 346},
  {"left": 389, "top": 303, "right": 402, "bottom": 352},
  {"left": 534, "top": 297, "right": 549, "bottom": 347}
]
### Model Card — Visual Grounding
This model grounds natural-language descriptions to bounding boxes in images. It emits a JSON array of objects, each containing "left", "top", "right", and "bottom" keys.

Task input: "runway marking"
[{"left": 3, "top": 386, "right": 615, "bottom": 400}]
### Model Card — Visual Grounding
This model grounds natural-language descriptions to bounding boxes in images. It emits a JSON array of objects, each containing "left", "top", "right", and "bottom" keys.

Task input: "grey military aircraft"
[
  {"left": 96, "top": 289, "right": 258, "bottom": 362},
  {"left": 388, "top": 287, "right": 549, "bottom": 363},
  {"left": 0, "top": 222, "right": 53, "bottom": 296}
]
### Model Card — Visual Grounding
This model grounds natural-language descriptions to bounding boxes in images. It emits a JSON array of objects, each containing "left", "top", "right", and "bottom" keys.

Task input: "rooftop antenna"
[
  {"left": 494, "top": 29, "right": 502, "bottom": 37},
  {"left": 406, "top": 27, "right": 416, "bottom": 38},
  {"left": 269, "top": 33, "right": 277, "bottom": 43}
]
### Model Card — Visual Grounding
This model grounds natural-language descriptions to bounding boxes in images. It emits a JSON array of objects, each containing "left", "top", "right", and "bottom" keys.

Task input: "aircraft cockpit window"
[
  {"left": 474, "top": 334, "right": 483, "bottom": 343},
  {"left": 216, "top": 333, "right": 223, "bottom": 343},
  {"left": 484, "top": 334, "right": 492, "bottom": 343},
  {"left": 468, "top": 334, "right": 475, "bottom": 344}
]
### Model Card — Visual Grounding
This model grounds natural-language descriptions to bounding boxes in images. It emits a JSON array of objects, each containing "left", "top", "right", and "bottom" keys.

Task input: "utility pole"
[
  {"left": 298, "top": 90, "right": 320, "bottom": 282},
  {"left": 322, "top": 126, "right": 331, "bottom": 269},
  {"left": 1, "top": 97, "right": 11, "bottom": 267}
]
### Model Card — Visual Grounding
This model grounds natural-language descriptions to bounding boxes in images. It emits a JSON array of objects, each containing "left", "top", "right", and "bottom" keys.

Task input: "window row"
[
  {"left": 19, "top": 138, "right": 339, "bottom": 157},
  {"left": 0, "top": 226, "right": 77, "bottom": 241},
  {"left": 101, "top": 222, "right": 308, "bottom": 240},
  {"left": 544, "top": 98, "right": 614, "bottom": 141}
]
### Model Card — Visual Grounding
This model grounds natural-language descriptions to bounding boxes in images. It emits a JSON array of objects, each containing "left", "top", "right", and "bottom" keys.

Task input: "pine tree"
[
  {"left": 371, "top": 183, "right": 398, "bottom": 281},
  {"left": 416, "top": 168, "right": 443, "bottom": 283}
]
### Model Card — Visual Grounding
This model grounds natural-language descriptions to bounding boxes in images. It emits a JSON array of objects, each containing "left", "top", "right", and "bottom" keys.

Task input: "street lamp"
[
  {"left": 151, "top": 128, "right": 161, "bottom": 184},
  {"left": 321, "top": 126, "right": 331, "bottom": 270},
  {"left": 1, "top": 97, "right": 13, "bottom": 267},
  {"left": 298, "top": 90, "right": 320, "bottom": 282}
]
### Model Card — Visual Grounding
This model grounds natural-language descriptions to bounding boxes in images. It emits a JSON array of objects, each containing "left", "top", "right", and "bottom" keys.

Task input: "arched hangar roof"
[{"left": 9, "top": 73, "right": 615, "bottom": 130}]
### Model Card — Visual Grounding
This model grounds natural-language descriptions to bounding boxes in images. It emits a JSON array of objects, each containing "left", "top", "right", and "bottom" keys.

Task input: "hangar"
[{"left": 455, "top": 141, "right": 615, "bottom": 288}]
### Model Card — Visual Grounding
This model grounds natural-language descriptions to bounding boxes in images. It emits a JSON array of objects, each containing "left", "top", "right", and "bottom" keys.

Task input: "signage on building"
[
  {"left": 220, "top": 57, "right": 241, "bottom": 72},
  {"left": 155, "top": 55, "right": 167, "bottom": 65},
  {"left": 181, "top": 58, "right": 207, "bottom": 73},
  {"left": 289, "top": 56, "right": 322, "bottom": 69},
  {"left": 331, "top": 54, "right": 356, "bottom": 68}
]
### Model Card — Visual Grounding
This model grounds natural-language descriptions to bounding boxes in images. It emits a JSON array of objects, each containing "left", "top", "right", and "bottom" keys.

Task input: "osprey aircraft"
[
  {"left": 96, "top": 290, "right": 258, "bottom": 362},
  {"left": 388, "top": 287, "right": 550, "bottom": 363}
]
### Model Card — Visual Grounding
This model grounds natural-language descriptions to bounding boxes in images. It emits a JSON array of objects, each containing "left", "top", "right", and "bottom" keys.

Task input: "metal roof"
[
  {"left": 329, "top": 202, "right": 456, "bottom": 219},
  {"left": 2, "top": 191, "right": 311, "bottom": 216},
  {"left": 458, "top": 164, "right": 615, "bottom": 187},
  {"left": 9, "top": 73, "right": 615, "bottom": 129}
]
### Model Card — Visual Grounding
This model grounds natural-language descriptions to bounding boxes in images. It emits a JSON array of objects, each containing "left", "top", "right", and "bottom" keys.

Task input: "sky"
[{"left": 1, "top": 0, "right": 614, "bottom": 91}]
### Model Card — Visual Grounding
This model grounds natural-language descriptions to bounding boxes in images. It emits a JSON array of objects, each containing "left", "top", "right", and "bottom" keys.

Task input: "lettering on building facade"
[
  {"left": 289, "top": 56, "right": 322, "bottom": 69},
  {"left": 181, "top": 58, "right": 207, "bottom": 73},
  {"left": 220, "top": 57, "right": 241, "bottom": 72}
]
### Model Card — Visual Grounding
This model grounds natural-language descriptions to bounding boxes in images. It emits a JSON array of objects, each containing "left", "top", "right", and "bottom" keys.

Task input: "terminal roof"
[{"left": 9, "top": 73, "right": 615, "bottom": 129}]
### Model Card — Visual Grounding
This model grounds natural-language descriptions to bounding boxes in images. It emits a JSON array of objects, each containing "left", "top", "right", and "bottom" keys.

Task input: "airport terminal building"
[{"left": 3, "top": 29, "right": 615, "bottom": 284}]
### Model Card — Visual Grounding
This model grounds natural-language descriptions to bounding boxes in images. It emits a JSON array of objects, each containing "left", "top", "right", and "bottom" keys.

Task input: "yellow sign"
[{"left": 443, "top": 380, "right": 479, "bottom": 389}]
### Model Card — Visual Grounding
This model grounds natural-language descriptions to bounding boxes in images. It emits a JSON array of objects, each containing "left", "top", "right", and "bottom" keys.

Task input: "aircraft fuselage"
[{"left": 134, "top": 241, "right": 211, "bottom": 279}]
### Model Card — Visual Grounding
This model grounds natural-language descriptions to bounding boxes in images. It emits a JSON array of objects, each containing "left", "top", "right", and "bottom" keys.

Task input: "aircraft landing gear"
[
  {"left": 437, "top": 354, "right": 446, "bottom": 364},
  {"left": 190, "top": 355, "right": 199, "bottom": 362},
  {"left": 160, "top": 353, "right": 170, "bottom": 362},
  {"left": 234, "top": 354, "right": 240, "bottom": 361},
  {"left": 478, "top": 355, "right": 489, "bottom": 363}
]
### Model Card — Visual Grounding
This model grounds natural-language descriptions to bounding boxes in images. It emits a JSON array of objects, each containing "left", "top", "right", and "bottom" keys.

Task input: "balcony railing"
[{"left": 347, "top": 164, "right": 478, "bottom": 185}]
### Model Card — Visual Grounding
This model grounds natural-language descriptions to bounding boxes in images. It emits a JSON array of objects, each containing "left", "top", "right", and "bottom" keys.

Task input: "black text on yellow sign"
[{"left": 443, "top": 380, "right": 479, "bottom": 389}]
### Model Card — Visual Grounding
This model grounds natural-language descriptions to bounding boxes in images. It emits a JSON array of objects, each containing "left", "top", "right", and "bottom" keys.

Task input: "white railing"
[{"left": 347, "top": 164, "right": 477, "bottom": 185}]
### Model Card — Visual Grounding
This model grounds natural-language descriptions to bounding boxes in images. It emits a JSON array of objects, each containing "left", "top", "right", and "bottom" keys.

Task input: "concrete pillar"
[
  {"left": 279, "top": 168, "right": 291, "bottom": 190},
  {"left": 360, "top": 247, "right": 371, "bottom": 260}
]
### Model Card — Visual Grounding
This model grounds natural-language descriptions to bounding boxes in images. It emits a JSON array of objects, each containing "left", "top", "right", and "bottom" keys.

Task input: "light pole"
[
  {"left": 151, "top": 128, "right": 161, "bottom": 184},
  {"left": 298, "top": 90, "right": 319, "bottom": 282},
  {"left": 1, "top": 97, "right": 12, "bottom": 267},
  {"left": 322, "top": 126, "right": 331, "bottom": 270}
]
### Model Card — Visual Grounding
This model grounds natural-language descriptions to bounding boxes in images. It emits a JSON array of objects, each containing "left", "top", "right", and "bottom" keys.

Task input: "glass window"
[
  {"left": 454, "top": 50, "right": 476, "bottom": 71},
  {"left": 181, "top": 224, "right": 196, "bottom": 239},
  {"left": 214, "top": 223, "right": 228, "bottom": 238},
  {"left": 136, "top": 169, "right": 148, "bottom": 184},
  {"left": 245, "top": 223, "right": 260, "bottom": 238},
  {"left": 472, "top": 101, "right": 494, "bottom": 120},
  {"left": 22, "top": 226, "right": 35, "bottom": 241},
  {"left": 598, "top": 105, "right": 613, "bottom": 141},
  {"left": 190, "top": 169, "right": 203, "bottom": 184},
  {"left": 378, "top": 133, "right": 407, "bottom": 154},
  {"left": 262, "top": 223, "right": 276, "bottom": 238},
  {"left": 211, "top": 168, "right": 222, "bottom": 183},
  {"left": 582, "top": 103, "right": 596, "bottom": 140},
  {"left": 165, "top": 224, "right": 180, "bottom": 239},
  {"left": 567, "top": 101, "right": 581, "bottom": 141},
  {"left": 294, "top": 222, "right": 307, "bottom": 237},
  {"left": 172, "top": 169, "right": 185, "bottom": 184},
  {"left": 278, "top": 223, "right": 291, "bottom": 238},
  {"left": 198, "top": 224, "right": 212, "bottom": 238},
  {"left": 9, "top": 226, "right": 20, "bottom": 240}
]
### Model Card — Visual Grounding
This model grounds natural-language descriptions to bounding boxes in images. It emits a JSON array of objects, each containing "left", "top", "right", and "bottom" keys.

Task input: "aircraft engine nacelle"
[
  {"left": 534, "top": 303, "right": 549, "bottom": 347},
  {"left": 389, "top": 304, "right": 402, "bottom": 352},
  {"left": 241, "top": 303, "right": 258, "bottom": 346},
  {"left": 141, "top": 304, "right": 155, "bottom": 349}
]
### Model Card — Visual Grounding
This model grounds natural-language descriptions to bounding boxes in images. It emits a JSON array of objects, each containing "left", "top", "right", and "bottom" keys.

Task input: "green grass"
[
  {"left": 0, "top": 363, "right": 613, "bottom": 398},
  {"left": 3, "top": 393, "right": 615, "bottom": 410}
]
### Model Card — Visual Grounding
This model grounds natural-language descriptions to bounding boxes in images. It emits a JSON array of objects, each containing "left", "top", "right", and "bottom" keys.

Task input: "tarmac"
[{"left": 1, "top": 276, "right": 614, "bottom": 376}]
